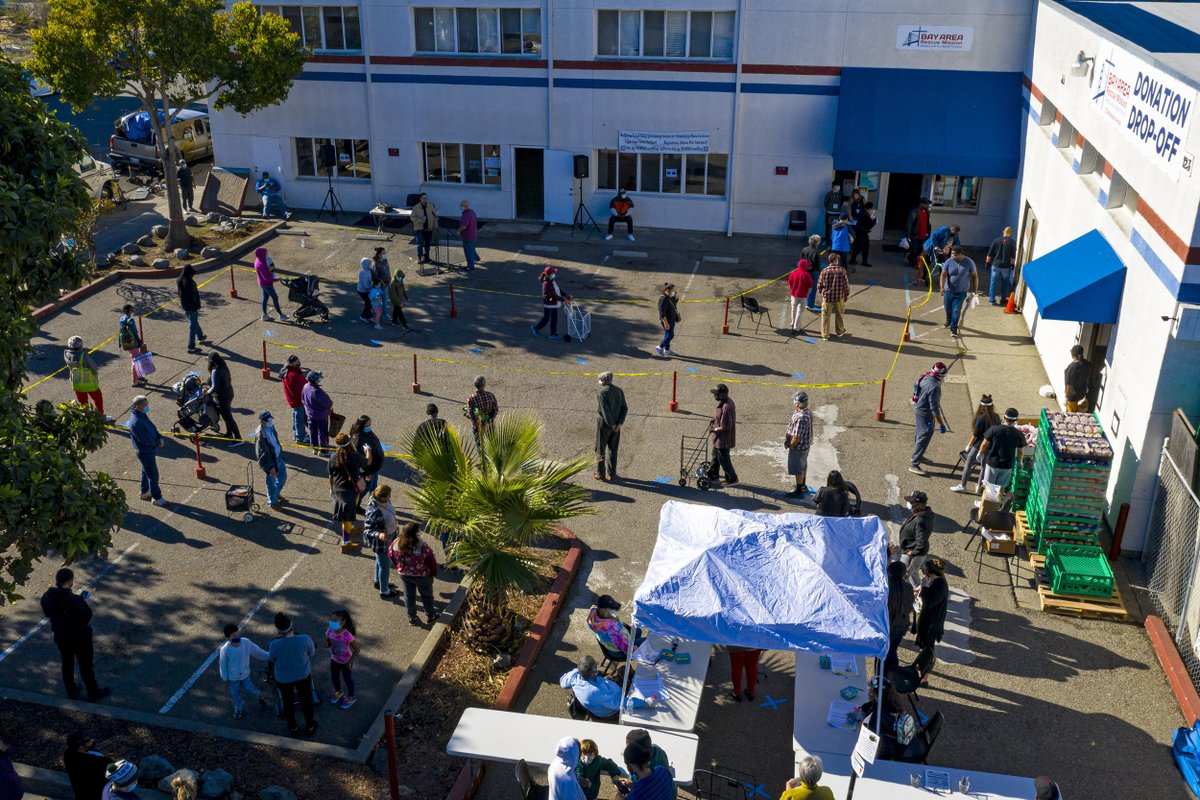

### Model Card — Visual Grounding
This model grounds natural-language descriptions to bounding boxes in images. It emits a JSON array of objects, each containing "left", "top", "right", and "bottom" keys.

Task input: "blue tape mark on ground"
[
  {"left": 793, "top": 373, "right": 805, "bottom": 379},
  {"left": 759, "top": 695, "right": 788, "bottom": 710},
  {"left": 381, "top": 444, "right": 391, "bottom": 452},
  {"left": 469, "top": 348, "right": 483, "bottom": 354},
  {"left": 262, "top": 330, "right": 274, "bottom": 337},
  {"left": 686, "top": 367, "right": 698, "bottom": 373},
  {"left": 654, "top": 475, "right": 673, "bottom": 484},
  {"left": 866, "top": 279, "right": 877, "bottom": 286},
  {"left": 576, "top": 358, "right": 588, "bottom": 364},
  {"left": 370, "top": 340, "right": 384, "bottom": 346},
  {"left": 803, "top": 338, "right": 816, "bottom": 344},
  {"left": 744, "top": 783, "right": 770, "bottom": 800}
]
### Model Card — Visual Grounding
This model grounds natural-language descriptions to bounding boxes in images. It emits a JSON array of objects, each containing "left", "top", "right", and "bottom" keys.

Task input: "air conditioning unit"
[{"left": 1171, "top": 304, "right": 1200, "bottom": 341}]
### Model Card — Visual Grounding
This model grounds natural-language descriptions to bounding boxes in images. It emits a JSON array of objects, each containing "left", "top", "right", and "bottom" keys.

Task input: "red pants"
[
  {"left": 74, "top": 389, "right": 105, "bottom": 414},
  {"left": 729, "top": 649, "right": 762, "bottom": 696}
]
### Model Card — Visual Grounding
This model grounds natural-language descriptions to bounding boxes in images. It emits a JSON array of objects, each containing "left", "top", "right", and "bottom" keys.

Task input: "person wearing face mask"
[
  {"left": 532, "top": 266, "right": 572, "bottom": 340},
  {"left": 915, "top": 558, "right": 949, "bottom": 656},
  {"left": 655, "top": 283, "right": 680, "bottom": 357},
  {"left": 606, "top": 189, "right": 635, "bottom": 241},
  {"left": 301, "top": 371, "right": 333, "bottom": 449},
  {"left": 939, "top": 245, "right": 978, "bottom": 337},
  {"left": 254, "top": 411, "right": 288, "bottom": 510},
  {"left": 594, "top": 372, "right": 627, "bottom": 482},
  {"left": 410, "top": 193, "right": 438, "bottom": 264},
  {"left": 324, "top": 609, "right": 360, "bottom": 709},
  {"left": 128, "top": 394, "right": 167, "bottom": 506},
  {"left": 576, "top": 739, "right": 629, "bottom": 800},
  {"left": 893, "top": 490, "right": 932, "bottom": 586},
  {"left": 218, "top": 624, "right": 269, "bottom": 719},
  {"left": 350, "top": 415, "right": 385, "bottom": 504}
]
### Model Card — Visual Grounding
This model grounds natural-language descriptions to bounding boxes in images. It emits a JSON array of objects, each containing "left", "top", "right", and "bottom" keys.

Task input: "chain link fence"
[{"left": 1143, "top": 446, "right": 1200, "bottom": 686}]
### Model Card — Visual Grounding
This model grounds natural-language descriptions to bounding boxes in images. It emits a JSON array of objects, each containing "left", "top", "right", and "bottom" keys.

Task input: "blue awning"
[
  {"left": 1022, "top": 229, "right": 1126, "bottom": 324},
  {"left": 833, "top": 69, "right": 1023, "bottom": 178}
]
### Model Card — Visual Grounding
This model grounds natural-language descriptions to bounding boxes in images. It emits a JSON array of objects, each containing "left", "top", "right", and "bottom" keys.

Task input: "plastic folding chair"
[{"left": 737, "top": 296, "right": 772, "bottom": 332}]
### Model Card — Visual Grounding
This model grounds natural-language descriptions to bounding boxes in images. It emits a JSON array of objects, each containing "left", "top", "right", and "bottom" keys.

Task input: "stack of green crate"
[
  {"left": 1009, "top": 455, "right": 1033, "bottom": 511},
  {"left": 1045, "top": 542, "right": 1114, "bottom": 597},
  {"left": 1026, "top": 409, "right": 1113, "bottom": 553}
]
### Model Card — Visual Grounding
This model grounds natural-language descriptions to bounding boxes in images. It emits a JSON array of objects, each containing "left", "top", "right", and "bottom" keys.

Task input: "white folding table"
[
  {"left": 446, "top": 707, "right": 699, "bottom": 784},
  {"left": 368, "top": 204, "right": 411, "bottom": 234},
  {"left": 792, "top": 652, "right": 869, "bottom": 758},
  {"left": 854, "top": 759, "right": 1036, "bottom": 799},
  {"left": 620, "top": 635, "right": 712, "bottom": 732}
]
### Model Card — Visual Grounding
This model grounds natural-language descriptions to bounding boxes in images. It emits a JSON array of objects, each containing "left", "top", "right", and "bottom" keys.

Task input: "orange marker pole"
[
  {"left": 669, "top": 371, "right": 679, "bottom": 412},
  {"left": 193, "top": 434, "right": 207, "bottom": 479},
  {"left": 875, "top": 380, "right": 887, "bottom": 422},
  {"left": 412, "top": 354, "right": 421, "bottom": 394},
  {"left": 261, "top": 340, "right": 270, "bottom": 379},
  {"left": 449, "top": 284, "right": 458, "bottom": 319},
  {"left": 229, "top": 265, "right": 238, "bottom": 298},
  {"left": 138, "top": 316, "right": 146, "bottom": 348},
  {"left": 721, "top": 298, "right": 730, "bottom": 335}
]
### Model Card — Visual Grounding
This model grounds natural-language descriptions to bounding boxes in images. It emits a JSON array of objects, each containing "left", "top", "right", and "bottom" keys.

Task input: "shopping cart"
[
  {"left": 564, "top": 300, "right": 591, "bottom": 342},
  {"left": 225, "top": 462, "right": 259, "bottom": 522},
  {"left": 678, "top": 423, "right": 714, "bottom": 490}
]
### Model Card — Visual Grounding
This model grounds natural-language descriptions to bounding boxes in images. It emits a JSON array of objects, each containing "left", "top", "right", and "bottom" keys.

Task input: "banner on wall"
[
  {"left": 895, "top": 25, "right": 973, "bottom": 51},
  {"left": 1091, "top": 49, "right": 1196, "bottom": 178},
  {"left": 618, "top": 130, "right": 710, "bottom": 154}
]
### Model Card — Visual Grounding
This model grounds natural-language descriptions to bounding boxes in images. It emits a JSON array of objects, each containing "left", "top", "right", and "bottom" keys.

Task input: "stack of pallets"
[{"left": 1026, "top": 409, "right": 1113, "bottom": 553}]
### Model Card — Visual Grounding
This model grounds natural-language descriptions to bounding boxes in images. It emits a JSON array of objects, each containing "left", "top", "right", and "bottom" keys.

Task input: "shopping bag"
[
  {"left": 329, "top": 411, "right": 346, "bottom": 437},
  {"left": 133, "top": 351, "right": 156, "bottom": 378}
]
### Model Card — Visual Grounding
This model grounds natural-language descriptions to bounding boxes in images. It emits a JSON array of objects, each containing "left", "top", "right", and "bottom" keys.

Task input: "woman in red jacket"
[{"left": 279, "top": 354, "right": 309, "bottom": 444}]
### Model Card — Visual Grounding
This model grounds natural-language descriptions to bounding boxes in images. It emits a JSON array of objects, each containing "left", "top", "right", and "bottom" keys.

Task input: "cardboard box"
[{"left": 979, "top": 510, "right": 1017, "bottom": 556}]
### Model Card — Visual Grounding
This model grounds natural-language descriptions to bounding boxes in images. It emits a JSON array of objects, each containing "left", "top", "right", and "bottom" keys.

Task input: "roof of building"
[{"left": 1052, "top": 1, "right": 1200, "bottom": 82}]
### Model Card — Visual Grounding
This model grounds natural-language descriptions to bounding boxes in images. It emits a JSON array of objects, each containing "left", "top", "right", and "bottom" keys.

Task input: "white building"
[
  {"left": 1018, "top": 0, "right": 1200, "bottom": 553},
  {"left": 209, "top": 0, "right": 1033, "bottom": 243}
]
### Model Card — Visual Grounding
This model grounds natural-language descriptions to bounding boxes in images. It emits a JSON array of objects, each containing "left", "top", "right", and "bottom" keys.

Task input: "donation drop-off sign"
[{"left": 1092, "top": 49, "right": 1196, "bottom": 178}]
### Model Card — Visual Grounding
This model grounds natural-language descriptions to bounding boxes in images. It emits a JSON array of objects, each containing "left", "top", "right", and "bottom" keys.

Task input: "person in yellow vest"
[{"left": 64, "top": 337, "right": 113, "bottom": 423}]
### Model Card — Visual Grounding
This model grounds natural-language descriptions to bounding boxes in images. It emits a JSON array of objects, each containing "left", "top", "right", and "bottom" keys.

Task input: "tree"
[
  {"left": 404, "top": 414, "right": 594, "bottom": 650},
  {"left": 30, "top": 0, "right": 308, "bottom": 249},
  {"left": 0, "top": 58, "right": 127, "bottom": 604}
]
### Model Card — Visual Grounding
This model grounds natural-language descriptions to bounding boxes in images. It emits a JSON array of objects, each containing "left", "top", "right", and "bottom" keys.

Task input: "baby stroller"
[
  {"left": 282, "top": 274, "right": 330, "bottom": 324},
  {"left": 171, "top": 372, "right": 220, "bottom": 436}
]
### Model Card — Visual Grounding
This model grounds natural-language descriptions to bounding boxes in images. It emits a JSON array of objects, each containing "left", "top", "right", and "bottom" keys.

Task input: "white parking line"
[
  {"left": 158, "top": 526, "right": 329, "bottom": 714},
  {"left": 682, "top": 259, "right": 702, "bottom": 299}
]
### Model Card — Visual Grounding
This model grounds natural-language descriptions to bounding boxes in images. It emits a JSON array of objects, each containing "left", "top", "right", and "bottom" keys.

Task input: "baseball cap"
[
  {"left": 259, "top": 410, "right": 273, "bottom": 421},
  {"left": 306, "top": 370, "right": 323, "bottom": 383},
  {"left": 596, "top": 594, "right": 622, "bottom": 611},
  {"left": 792, "top": 391, "right": 808, "bottom": 405},
  {"left": 905, "top": 490, "right": 928, "bottom": 504},
  {"left": 711, "top": 383, "right": 730, "bottom": 396}
]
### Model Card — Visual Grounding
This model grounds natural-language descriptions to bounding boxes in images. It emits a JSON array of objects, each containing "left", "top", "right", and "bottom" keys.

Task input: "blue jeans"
[
  {"left": 535, "top": 306, "right": 558, "bottom": 335},
  {"left": 463, "top": 240, "right": 478, "bottom": 270},
  {"left": 807, "top": 268, "right": 822, "bottom": 309},
  {"left": 363, "top": 471, "right": 379, "bottom": 498},
  {"left": 264, "top": 460, "right": 287, "bottom": 506},
  {"left": 989, "top": 267, "right": 1013, "bottom": 305},
  {"left": 912, "top": 410, "right": 934, "bottom": 466},
  {"left": 291, "top": 407, "right": 308, "bottom": 443},
  {"left": 137, "top": 451, "right": 161, "bottom": 499},
  {"left": 262, "top": 193, "right": 288, "bottom": 218},
  {"left": 375, "top": 550, "right": 391, "bottom": 592},
  {"left": 228, "top": 676, "right": 261, "bottom": 713},
  {"left": 659, "top": 322, "right": 675, "bottom": 351},
  {"left": 944, "top": 290, "right": 967, "bottom": 331},
  {"left": 185, "top": 310, "right": 205, "bottom": 349},
  {"left": 261, "top": 284, "right": 283, "bottom": 316}
]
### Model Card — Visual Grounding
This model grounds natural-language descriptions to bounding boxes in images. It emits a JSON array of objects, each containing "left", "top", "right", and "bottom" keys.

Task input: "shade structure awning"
[
  {"left": 631, "top": 501, "right": 891, "bottom": 658},
  {"left": 833, "top": 68, "right": 1023, "bottom": 178},
  {"left": 1022, "top": 229, "right": 1127, "bottom": 323}
]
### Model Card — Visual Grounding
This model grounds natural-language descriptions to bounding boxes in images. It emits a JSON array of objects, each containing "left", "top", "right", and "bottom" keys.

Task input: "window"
[
  {"left": 596, "top": 150, "right": 728, "bottom": 196},
  {"left": 294, "top": 137, "right": 371, "bottom": 179},
  {"left": 597, "top": 10, "right": 734, "bottom": 59},
  {"left": 1038, "top": 99, "right": 1056, "bottom": 127},
  {"left": 423, "top": 143, "right": 501, "bottom": 185},
  {"left": 414, "top": 7, "right": 541, "bottom": 54},
  {"left": 1056, "top": 118, "right": 1075, "bottom": 150},
  {"left": 923, "top": 175, "right": 981, "bottom": 212},
  {"left": 1079, "top": 142, "right": 1102, "bottom": 177},
  {"left": 259, "top": 5, "right": 361, "bottom": 51}
]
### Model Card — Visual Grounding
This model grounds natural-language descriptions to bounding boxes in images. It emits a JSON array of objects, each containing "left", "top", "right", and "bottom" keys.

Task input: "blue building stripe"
[
  {"left": 741, "top": 83, "right": 838, "bottom": 96},
  {"left": 556, "top": 77, "right": 734, "bottom": 92},
  {"left": 371, "top": 73, "right": 547, "bottom": 88},
  {"left": 296, "top": 71, "right": 366, "bottom": 82},
  {"left": 1098, "top": 189, "right": 1108, "bottom": 207},
  {"left": 1129, "top": 228, "right": 1200, "bottom": 301}
]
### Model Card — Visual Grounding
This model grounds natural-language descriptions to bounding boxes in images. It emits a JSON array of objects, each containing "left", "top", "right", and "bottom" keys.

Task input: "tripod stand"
[
  {"left": 318, "top": 171, "right": 344, "bottom": 220},
  {"left": 571, "top": 178, "right": 601, "bottom": 237}
]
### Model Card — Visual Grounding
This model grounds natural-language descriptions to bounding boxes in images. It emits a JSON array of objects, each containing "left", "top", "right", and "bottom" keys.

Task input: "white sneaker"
[
  {"left": 627, "top": 234, "right": 636, "bottom": 242},
  {"left": 663, "top": 349, "right": 674, "bottom": 356},
  {"left": 654, "top": 346, "right": 665, "bottom": 356},
  {"left": 152, "top": 497, "right": 169, "bottom": 506},
  {"left": 949, "top": 485, "right": 967, "bottom": 493},
  {"left": 604, "top": 234, "right": 613, "bottom": 241},
  {"left": 278, "top": 313, "right": 289, "bottom": 321},
  {"left": 908, "top": 465, "right": 926, "bottom": 475},
  {"left": 374, "top": 324, "right": 382, "bottom": 330}
]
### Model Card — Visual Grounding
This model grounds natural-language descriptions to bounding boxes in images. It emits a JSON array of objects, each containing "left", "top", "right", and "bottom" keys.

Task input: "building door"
[
  {"left": 543, "top": 149, "right": 575, "bottom": 225},
  {"left": 1015, "top": 202, "right": 1038, "bottom": 310},
  {"left": 883, "top": 172, "right": 923, "bottom": 234},
  {"left": 514, "top": 148, "right": 544, "bottom": 219}
]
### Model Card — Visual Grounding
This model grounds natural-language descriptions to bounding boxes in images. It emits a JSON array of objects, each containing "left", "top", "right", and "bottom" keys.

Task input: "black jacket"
[
  {"left": 177, "top": 265, "right": 201, "bottom": 312},
  {"left": 916, "top": 576, "right": 949, "bottom": 647},
  {"left": 255, "top": 426, "right": 283, "bottom": 474},
  {"left": 39, "top": 586, "right": 93, "bottom": 646},
  {"left": 898, "top": 507, "right": 933, "bottom": 556},
  {"left": 355, "top": 430, "right": 385, "bottom": 476},
  {"left": 64, "top": 748, "right": 109, "bottom": 800},
  {"left": 799, "top": 245, "right": 822, "bottom": 273}
]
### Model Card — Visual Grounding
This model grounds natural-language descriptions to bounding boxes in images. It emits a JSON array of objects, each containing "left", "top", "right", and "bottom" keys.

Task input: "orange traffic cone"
[{"left": 1004, "top": 292, "right": 1017, "bottom": 314}]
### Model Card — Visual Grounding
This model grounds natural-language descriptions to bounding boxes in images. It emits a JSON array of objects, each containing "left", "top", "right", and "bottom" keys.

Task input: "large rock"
[
  {"left": 152, "top": 224, "right": 169, "bottom": 238},
  {"left": 137, "top": 234, "right": 155, "bottom": 247},
  {"left": 201, "top": 246, "right": 222, "bottom": 258},
  {"left": 185, "top": 215, "right": 201, "bottom": 227},
  {"left": 140, "top": 757, "right": 178, "bottom": 788},
  {"left": 128, "top": 255, "right": 146, "bottom": 267},
  {"left": 200, "top": 768, "right": 234, "bottom": 799},
  {"left": 158, "top": 762, "right": 195, "bottom": 796},
  {"left": 121, "top": 242, "right": 141, "bottom": 255},
  {"left": 259, "top": 787, "right": 297, "bottom": 800},
  {"left": 175, "top": 248, "right": 191, "bottom": 260},
  {"left": 151, "top": 258, "right": 170, "bottom": 270}
]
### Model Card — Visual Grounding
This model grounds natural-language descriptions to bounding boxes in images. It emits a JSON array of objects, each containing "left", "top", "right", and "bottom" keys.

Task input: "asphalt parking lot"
[{"left": 7, "top": 218, "right": 1188, "bottom": 796}]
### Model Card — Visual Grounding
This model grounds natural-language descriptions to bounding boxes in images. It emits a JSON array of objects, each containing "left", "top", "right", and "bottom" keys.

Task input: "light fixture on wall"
[
  {"left": 1162, "top": 315, "right": 1179, "bottom": 322},
  {"left": 1071, "top": 51, "right": 1095, "bottom": 78}
]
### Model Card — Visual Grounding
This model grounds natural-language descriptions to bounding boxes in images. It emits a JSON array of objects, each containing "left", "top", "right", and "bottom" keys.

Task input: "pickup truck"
[{"left": 108, "top": 108, "right": 213, "bottom": 173}]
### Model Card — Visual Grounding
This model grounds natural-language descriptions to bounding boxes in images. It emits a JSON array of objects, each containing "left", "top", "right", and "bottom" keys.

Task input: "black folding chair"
[
  {"left": 737, "top": 295, "right": 772, "bottom": 332},
  {"left": 515, "top": 759, "right": 548, "bottom": 800},
  {"left": 785, "top": 210, "right": 808, "bottom": 242},
  {"left": 595, "top": 636, "right": 628, "bottom": 677},
  {"left": 692, "top": 763, "right": 756, "bottom": 800},
  {"left": 897, "top": 710, "right": 945, "bottom": 764}
]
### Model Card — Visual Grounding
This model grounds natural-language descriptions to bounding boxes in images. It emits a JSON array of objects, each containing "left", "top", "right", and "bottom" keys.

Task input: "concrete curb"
[
  {"left": 31, "top": 220, "right": 286, "bottom": 323},
  {"left": 1145, "top": 614, "right": 1200, "bottom": 725},
  {"left": 15, "top": 761, "right": 170, "bottom": 800},
  {"left": 445, "top": 532, "right": 586, "bottom": 800}
]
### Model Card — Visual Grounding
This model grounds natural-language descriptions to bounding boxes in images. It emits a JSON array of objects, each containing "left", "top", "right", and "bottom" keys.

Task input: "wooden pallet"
[
  {"left": 1014, "top": 511, "right": 1031, "bottom": 545},
  {"left": 1034, "top": 567, "right": 1129, "bottom": 621}
]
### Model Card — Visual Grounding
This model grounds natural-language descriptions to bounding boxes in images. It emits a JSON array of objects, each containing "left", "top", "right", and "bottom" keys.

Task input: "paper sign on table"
[
  {"left": 850, "top": 726, "right": 879, "bottom": 776},
  {"left": 830, "top": 655, "right": 858, "bottom": 675},
  {"left": 826, "top": 700, "right": 858, "bottom": 730},
  {"left": 633, "top": 640, "right": 658, "bottom": 664},
  {"left": 924, "top": 769, "right": 951, "bottom": 790}
]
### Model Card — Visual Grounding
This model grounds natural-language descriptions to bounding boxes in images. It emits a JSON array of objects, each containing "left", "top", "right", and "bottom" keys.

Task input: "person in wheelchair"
[
  {"left": 560, "top": 655, "right": 623, "bottom": 720},
  {"left": 587, "top": 595, "right": 647, "bottom": 659}
]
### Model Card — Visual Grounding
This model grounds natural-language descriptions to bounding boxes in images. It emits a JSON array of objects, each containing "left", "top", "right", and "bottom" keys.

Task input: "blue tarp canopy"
[
  {"left": 833, "top": 68, "right": 1023, "bottom": 178},
  {"left": 632, "top": 502, "right": 890, "bottom": 658},
  {"left": 1022, "top": 229, "right": 1127, "bottom": 324}
]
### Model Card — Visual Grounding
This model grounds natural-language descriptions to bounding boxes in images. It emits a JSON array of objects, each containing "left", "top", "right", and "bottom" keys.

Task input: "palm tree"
[{"left": 403, "top": 412, "right": 594, "bottom": 650}]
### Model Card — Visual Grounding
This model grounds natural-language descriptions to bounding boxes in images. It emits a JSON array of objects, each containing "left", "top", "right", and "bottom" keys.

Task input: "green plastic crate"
[{"left": 1045, "top": 543, "right": 1114, "bottom": 597}]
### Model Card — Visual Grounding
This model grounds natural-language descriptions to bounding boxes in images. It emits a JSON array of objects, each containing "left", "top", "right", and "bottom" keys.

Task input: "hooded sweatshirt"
[
  {"left": 177, "top": 264, "right": 201, "bottom": 312},
  {"left": 253, "top": 249, "right": 275, "bottom": 288},
  {"left": 281, "top": 365, "right": 307, "bottom": 409},
  {"left": 357, "top": 258, "right": 374, "bottom": 293},
  {"left": 548, "top": 737, "right": 586, "bottom": 800}
]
